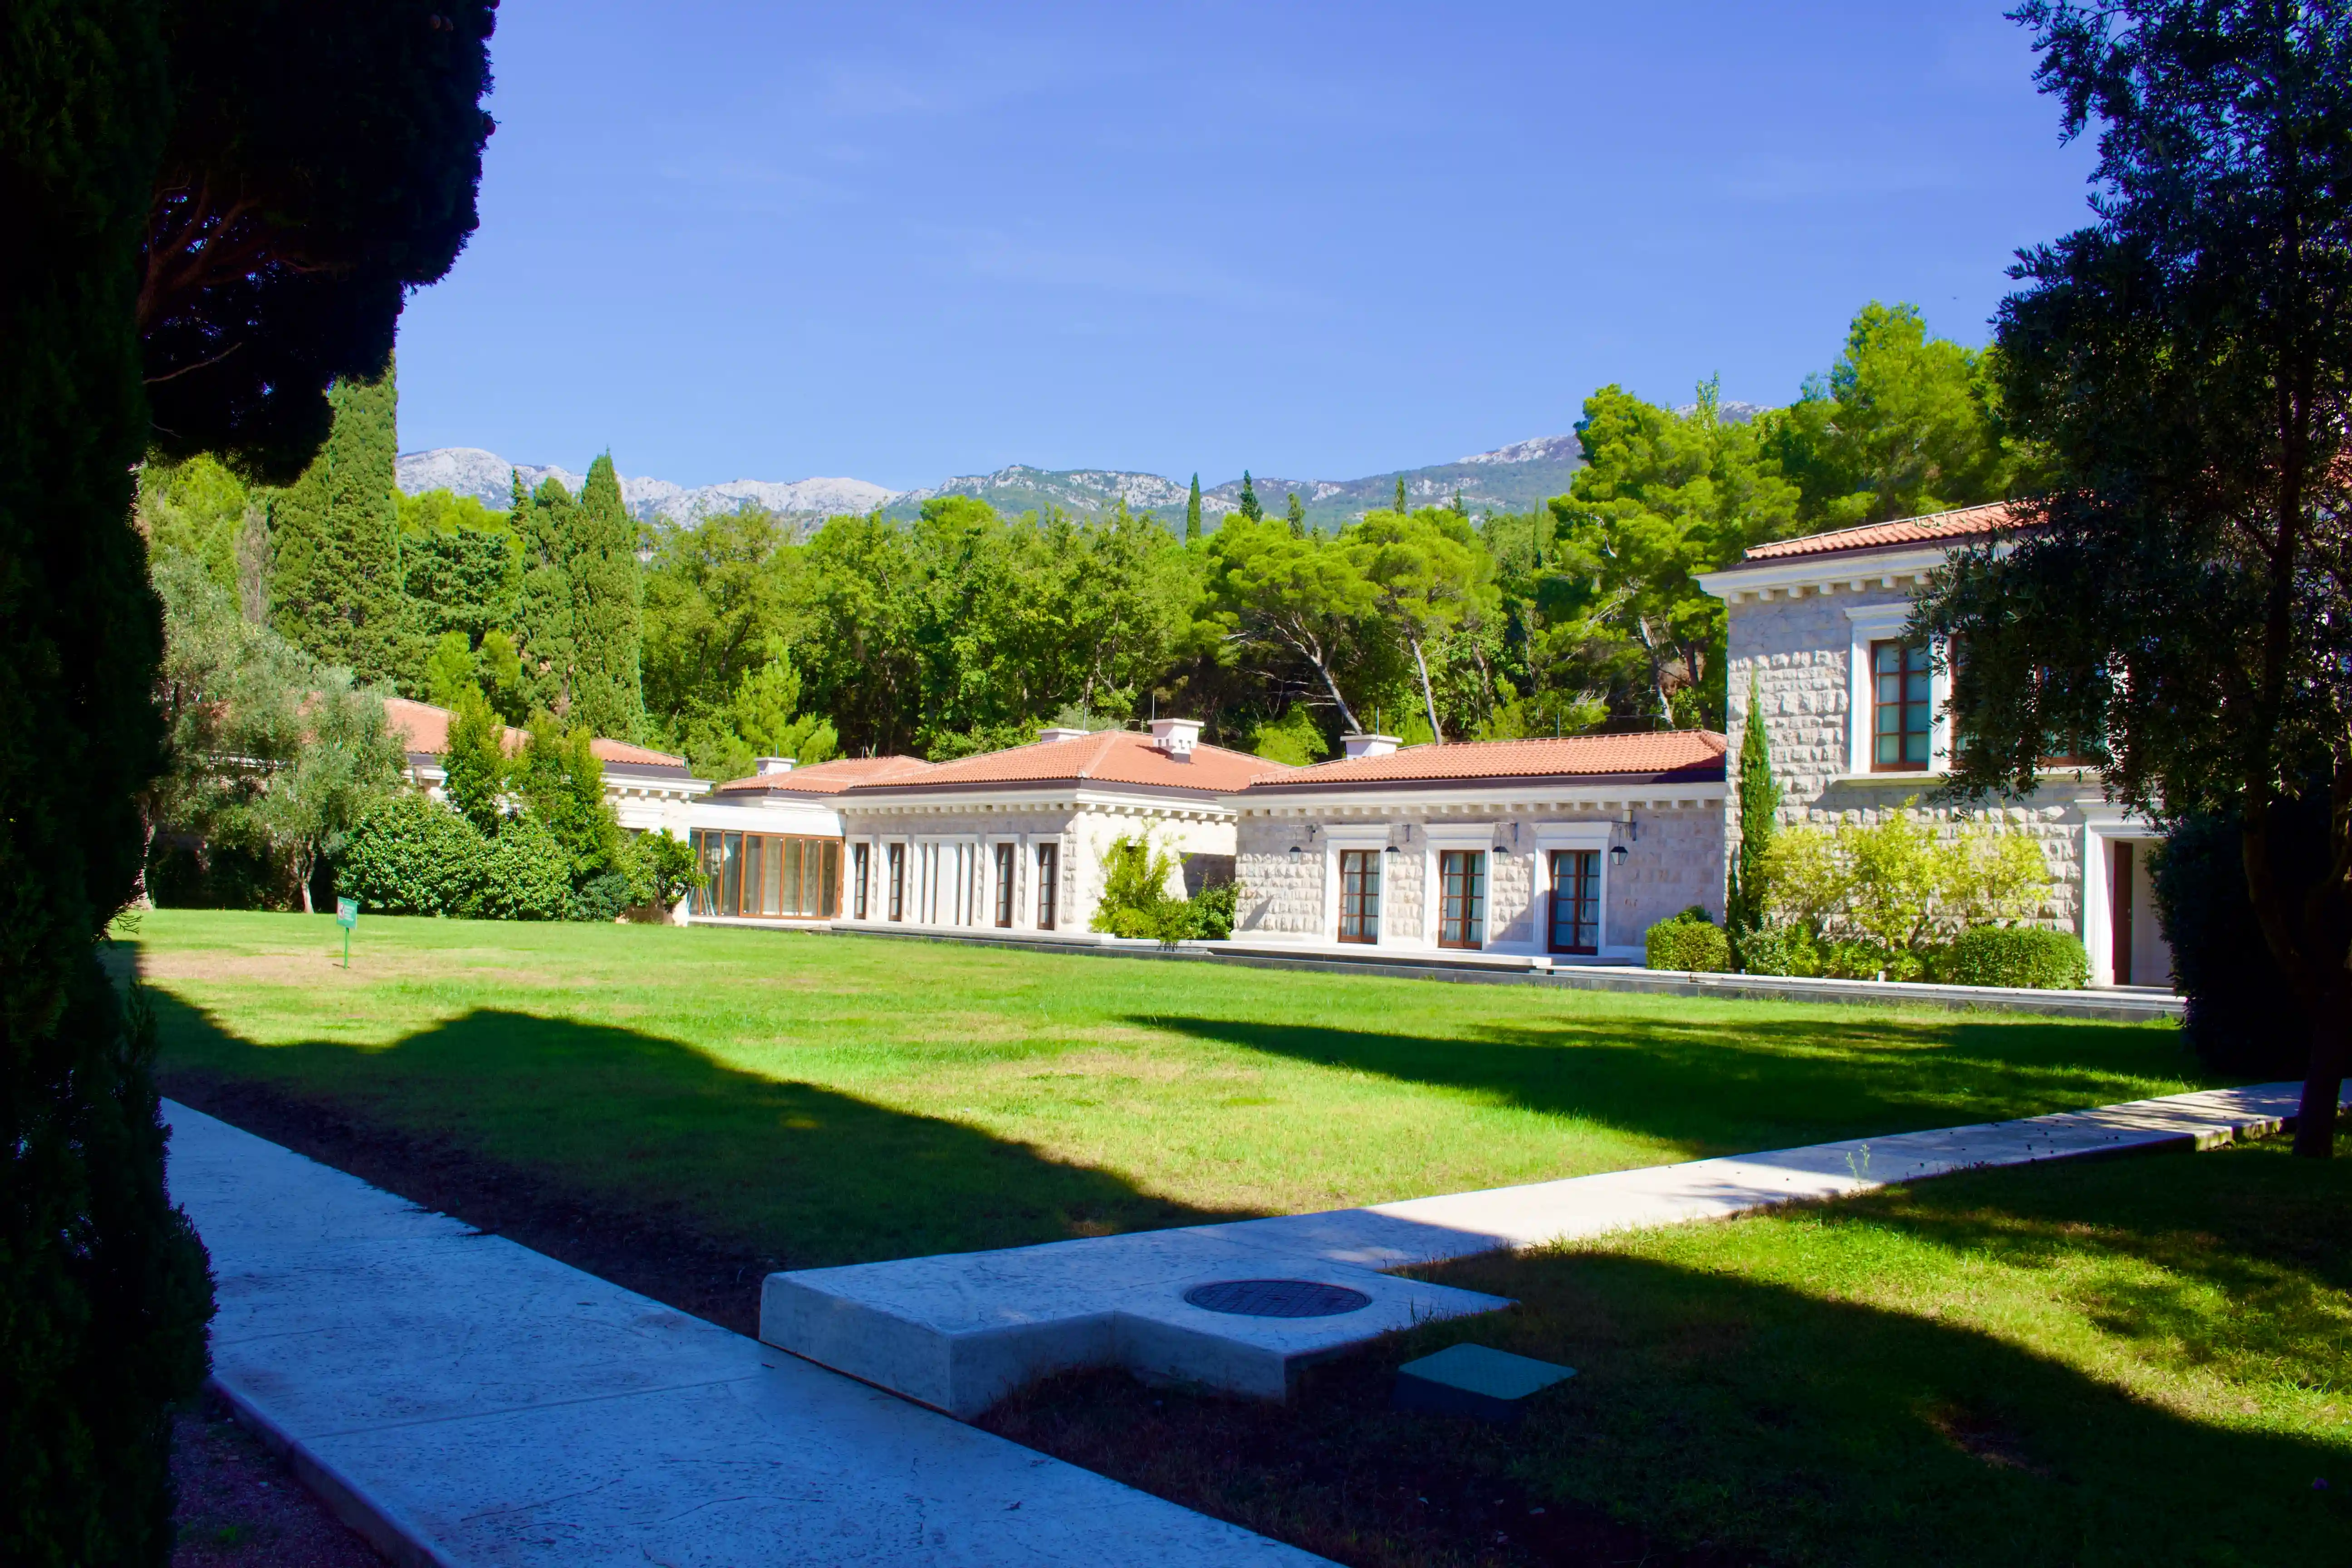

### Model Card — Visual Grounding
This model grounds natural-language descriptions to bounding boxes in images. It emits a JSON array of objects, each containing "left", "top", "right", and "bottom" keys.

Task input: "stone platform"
[{"left": 763, "top": 1081, "right": 2336, "bottom": 1416}]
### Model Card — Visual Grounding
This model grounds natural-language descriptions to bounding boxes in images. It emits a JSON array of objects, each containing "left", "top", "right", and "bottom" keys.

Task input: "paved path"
[
  {"left": 768, "top": 1081, "right": 2342, "bottom": 1416},
  {"left": 167, "top": 1102, "right": 1330, "bottom": 1568}
]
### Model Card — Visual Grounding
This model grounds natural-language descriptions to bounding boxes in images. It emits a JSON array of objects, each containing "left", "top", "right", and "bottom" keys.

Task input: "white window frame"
[
  {"left": 1320, "top": 825, "right": 1392, "bottom": 944},
  {"left": 1421, "top": 822, "right": 1497, "bottom": 951},
  {"left": 1532, "top": 820, "right": 1615, "bottom": 956},
  {"left": 1845, "top": 604, "right": 1952, "bottom": 777}
]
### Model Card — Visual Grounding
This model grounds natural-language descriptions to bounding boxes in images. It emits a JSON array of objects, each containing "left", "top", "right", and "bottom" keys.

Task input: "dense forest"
[{"left": 142, "top": 300, "right": 2020, "bottom": 786}]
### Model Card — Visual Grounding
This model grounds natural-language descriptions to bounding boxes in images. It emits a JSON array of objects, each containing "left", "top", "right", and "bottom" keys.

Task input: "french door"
[
  {"left": 1337, "top": 849, "right": 1381, "bottom": 943},
  {"left": 1548, "top": 849, "right": 1600, "bottom": 954},
  {"left": 1437, "top": 850, "right": 1485, "bottom": 948}
]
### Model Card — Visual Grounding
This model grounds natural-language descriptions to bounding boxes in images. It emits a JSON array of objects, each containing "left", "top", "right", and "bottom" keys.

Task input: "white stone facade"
[
  {"left": 834, "top": 795, "right": 1235, "bottom": 936},
  {"left": 1700, "top": 539, "right": 2168, "bottom": 986},
  {"left": 1229, "top": 789, "right": 1725, "bottom": 962}
]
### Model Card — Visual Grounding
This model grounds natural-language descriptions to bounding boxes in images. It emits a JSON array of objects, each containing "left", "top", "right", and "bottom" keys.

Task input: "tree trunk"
[
  {"left": 295, "top": 845, "right": 315, "bottom": 914},
  {"left": 2293, "top": 1002, "right": 2347, "bottom": 1158},
  {"left": 1311, "top": 654, "right": 1362, "bottom": 735},
  {"left": 1411, "top": 637, "right": 1441, "bottom": 744}
]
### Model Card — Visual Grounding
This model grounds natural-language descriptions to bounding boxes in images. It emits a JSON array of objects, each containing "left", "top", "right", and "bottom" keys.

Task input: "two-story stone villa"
[{"left": 1696, "top": 502, "right": 2174, "bottom": 988}]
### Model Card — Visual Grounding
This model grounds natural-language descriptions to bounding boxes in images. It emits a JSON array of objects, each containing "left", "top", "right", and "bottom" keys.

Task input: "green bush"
[
  {"left": 566, "top": 869, "right": 637, "bottom": 923},
  {"left": 1736, "top": 921, "right": 1819, "bottom": 977},
  {"left": 466, "top": 816, "right": 571, "bottom": 921},
  {"left": 1942, "top": 925, "right": 2090, "bottom": 990},
  {"left": 2148, "top": 809, "right": 2313, "bottom": 1077},
  {"left": 1645, "top": 910, "right": 1730, "bottom": 972},
  {"left": 1190, "top": 880, "right": 1239, "bottom": 940}
]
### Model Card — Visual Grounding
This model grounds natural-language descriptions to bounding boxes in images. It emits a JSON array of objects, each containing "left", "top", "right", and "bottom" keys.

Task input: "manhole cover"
[{"left": 1182, "top": 1279, "right": 1373, "bottom": 1318}]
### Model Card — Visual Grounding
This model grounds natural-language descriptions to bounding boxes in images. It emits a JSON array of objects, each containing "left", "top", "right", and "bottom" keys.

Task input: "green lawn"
[
  {"left": 990, "top": 1130, "right": 2352, "bottom": 1568},
  {"left": 132, "top": 909, "right": 2214, "bottom": 1270}
]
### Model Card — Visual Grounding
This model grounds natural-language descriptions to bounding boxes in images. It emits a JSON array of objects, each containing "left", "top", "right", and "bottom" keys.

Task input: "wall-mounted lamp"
[
  {"left": 1609, "top": 844, "right": 1630, "bottom": 867},
  {"left": 1383, "top": 843, "right": 1401, "bottom": 857},
  {"left": 1288, "top": 843, "right": 1304, "bottom": 861}
]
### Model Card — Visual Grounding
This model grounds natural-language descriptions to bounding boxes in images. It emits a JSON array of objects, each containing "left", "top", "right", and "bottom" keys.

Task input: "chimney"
[
  {"left": 755, "top": 756, "right": 795, "bottom": 776},
  {"left": 1149, "top": 717, "right": 1203, "bottom": 760},
  {"left": 1341, "top": 732, "right": 1401, "bottom": 760},
  {"left": 1036, "top": 726, "right": 1092, "bottom": 744}
]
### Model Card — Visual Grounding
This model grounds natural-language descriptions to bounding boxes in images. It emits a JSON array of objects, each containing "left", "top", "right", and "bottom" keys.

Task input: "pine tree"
[
  {"left": 1724, "top": 672, "right": 1780, "bottom": 968},
  {"left": 568, "top": 453, "right": 647, "bottom": 739},
  {"left": 1286, "top": 490, "right": 1306, "bottom": 536},
  {"left": 1238, "top": 470, "right": 1262, "bottom": 522},
  {"left": 1185, "top": 474, "right": 1202, "bottom": 541},
  {"left": 267, "top": 362, "right": 412, "bottom": 685}
]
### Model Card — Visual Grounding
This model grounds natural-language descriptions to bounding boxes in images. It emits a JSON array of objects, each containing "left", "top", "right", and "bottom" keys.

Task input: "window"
[
  {"left": 994, "top": 843, "right": 1015, "bottom": 927},
  {"left": 1871, "top": 639, "right": 1931, "bottom": 771},
  {"left": 1337, "top": 849, "right": 1381, "bottom": 943},
  {"left": 887, "top": 843, "right": 905, "bottom": 921},
  {"left": 852, "top": 843, "right": 870, "bottom": 920},
  {"left": 1036, "top": 842, "right": 1058, "bottom": 929},
  {"left": 1437, "top": 850, "right": 1485, "bottom": 948},
  {"left": 685, "top": 830, "right": 842, "bottom": 918},
  {"left": 1548, "top": 849, "right": 1600, "bottom": 954}
]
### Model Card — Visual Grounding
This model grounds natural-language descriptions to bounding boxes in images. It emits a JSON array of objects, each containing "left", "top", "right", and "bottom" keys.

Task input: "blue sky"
[{"left": 393, "top": 1, "right": 2101, "bottom": 491}]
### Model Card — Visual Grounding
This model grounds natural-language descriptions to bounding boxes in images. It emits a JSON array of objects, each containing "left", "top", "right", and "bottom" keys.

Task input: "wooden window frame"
[
  {"left": 1547, "top": 848, "right": 1601, "bottom": 955},
  {"left": 1870, "top": 638, "right": 1932, "bottom": 773},
  {"left": 886, "top": 842, "right": 905, "bottom": 922},
  {"left": 1337, "top": 848, "right": 1381, "bottom": 944},
  {"left": 1437, "top": 849, "right": 1486, "bottom": 949},
  {"left": 852, "top": 843, "right": 870, "bottom": 920},
  {"left": 993, "top": 843, "right": 1015, "bottom": 928},
  {"left": 1035, "top": 842, "right": 1058, "bottom": 930}
]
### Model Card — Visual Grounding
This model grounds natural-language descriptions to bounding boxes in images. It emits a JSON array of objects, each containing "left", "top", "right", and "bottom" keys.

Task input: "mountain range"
[{"left": 393, "top": 433, "right": 1591, "bottom": 534}]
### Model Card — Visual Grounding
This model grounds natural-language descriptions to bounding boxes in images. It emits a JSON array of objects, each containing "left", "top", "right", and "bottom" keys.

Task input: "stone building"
[
  {"left": 1696, "top": 502, "right": 2173, "bottom": 988},
  {"left": 675, "top": 755, "right": 929, "bottom": 923},
  {"left": 823, "top": 721, "right": 1288, "bottom": 935},
  {"left": 1225, "top": 731, "right": 1728, "bottom": 961}
]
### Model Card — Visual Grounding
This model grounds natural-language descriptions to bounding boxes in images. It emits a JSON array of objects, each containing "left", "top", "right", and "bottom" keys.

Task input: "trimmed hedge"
[
  {"left": 1942, "top": 925, "right": 2089, "bottom": 990},
  {"left": 1646, "top": 909, "right": 1730, "bottom": 973},
  {"left": 334, "top": 794, "right": 569, "bottom": 921}
]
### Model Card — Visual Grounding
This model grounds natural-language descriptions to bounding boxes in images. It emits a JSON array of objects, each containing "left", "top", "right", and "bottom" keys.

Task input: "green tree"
[
  {"left": 1203, "top": 517, "right": 1384, "bottom": 732},
  {"left": 138, "top": 452, "right": 252, "bottom": 594},
  {"left": 4, "top": 5, "right": 493, "bottom": 1557},
  {"left": 1286, "top": 490, "right": 1306, "bottom": 536},
  {"left": 1918, "top": 0, "right": 2352, "bottom": 1154},
  {"left": 641, "top": 503, "right": 796, "bottom": 748},
  {"left": 1724, "top": 672, "right": 1780, "bottom": 965},
  {"left": 568, "top": 453, "right": 647, "bottom": 739},
  {"left": 1344, "top": 507, "right": 1496, "bottom": 742},
  {"left": 401, "top": 486, "right": 522, "bottom": 689},
  {"left": 1185, "top": 473, "right": 1202, "bottom": 542},
  {"left": 513, "top": 475, "right": 582, "bottom": 718},
  {"left": 1551, "top": 380, "right": 1801, "bottom": 727},
  {"left": 1768, "top": 302, "right": 2016, "bottom": 527},
  {"left": 213, "top": 658, "right": 405, "bottom": 911},
  {"left": 793, "top": 511, "right": 926, "bottom": 755},
  {"left": 267, "top": 363, "right": 413, "bottom": 686},
  {"left": 514, "top": 713, "right": 625, "bottom": 892},
  {"left": 440, "top": 686, "right": 511, "bottom": 835},
  {"left": 1395, "top": 475, "right": 1408, "bottom": 513},
  {"left": 1237, "top": 470, "right": 1263, "bottom": 522}
]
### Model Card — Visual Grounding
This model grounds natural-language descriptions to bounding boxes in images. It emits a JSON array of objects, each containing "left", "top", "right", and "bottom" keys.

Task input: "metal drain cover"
[{"left": 1182, "top": 1279, "right": 1373, "bottom": 1318}]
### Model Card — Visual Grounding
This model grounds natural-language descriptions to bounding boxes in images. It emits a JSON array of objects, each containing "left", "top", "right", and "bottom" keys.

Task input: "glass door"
[
  {"left": 1437, "top": 850, "right": 1485, "bottom": 948},
  {"left": 1337, "top": 849, "right": 1381, "bottom": 943},
  {"left": 1036, "top": 842, "right": 1058, "bottom": 929},
  {"left": 1548, "top": 849, "right": 1600, "bottom": 954},
  {"left": 994, "top": 843, "right": 1015, "bottom": 926}
]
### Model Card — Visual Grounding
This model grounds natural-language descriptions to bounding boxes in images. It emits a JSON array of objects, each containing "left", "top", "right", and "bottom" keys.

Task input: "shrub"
[
  {"left": 1762, "top": 813, "right": 2053, "bottom": 975},
  {"left": 465, "top": 816, "right": 571, "bottom": 921},
  {"left": 567, "top": 869, "right": 637, "bottom": 923},
  {"left": 1737, "top": 922, "right": 1820, "bottom": 977},
  {"left": 2148, "top": 810, "right": 2315, "bottom": 1076},
  {"left": 1645, "top": 909, "right": 1730, "bottom": 972},
  {"left": 335, "top": 793, "right": 481, "bottom": 915},
  {"left": 1190, "top": 880, "right": 1239, "bottom": 940},
  {"left": 1941, "top": 925, "right": 2090, "bottom": 990}
]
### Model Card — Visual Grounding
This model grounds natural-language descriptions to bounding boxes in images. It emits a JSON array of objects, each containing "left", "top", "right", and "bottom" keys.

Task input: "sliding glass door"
[{"left": 686, "top": 830, "right": 841, "bottom": 918}]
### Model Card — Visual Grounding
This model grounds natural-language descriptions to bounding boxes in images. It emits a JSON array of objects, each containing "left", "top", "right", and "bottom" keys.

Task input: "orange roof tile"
[
  {"left": 844, "top": 730, "right": 1294, "bottom": 797},
  {"left": 715, "top": 755, "right": 936, "bottom": 796},
  {"left": 1248, "top": 730, "right": 1726, "bottom": 789},
  {"left": 383, "top": 696, "right": 688, "bottom": 772},
  {"left": 1742, "top": 500, "right": 2025, "bottom": 562}
]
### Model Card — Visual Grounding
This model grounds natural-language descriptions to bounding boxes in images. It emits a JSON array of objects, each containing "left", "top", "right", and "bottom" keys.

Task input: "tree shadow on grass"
[
  {"left": 1138, "top": 1010, "right": 2211, "bottom": 1158},
  {"left": 150, "top": 990, "right": 1249, "bottom": 1334},
  {"left": 992, "top": 1139, "right": 2352, "bottom": 1568}
]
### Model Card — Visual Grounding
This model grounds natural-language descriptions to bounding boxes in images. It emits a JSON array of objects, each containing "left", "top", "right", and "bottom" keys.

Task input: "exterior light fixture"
[
  {"left": 1289, "top": 843, "right": 1304, "bottom": 861},
  {"left": 1609, "top": 844, "right": 1629, "bottom": 867},
  {"left": 1384, "top": 843, "right": 1401, "bottom": 856}
]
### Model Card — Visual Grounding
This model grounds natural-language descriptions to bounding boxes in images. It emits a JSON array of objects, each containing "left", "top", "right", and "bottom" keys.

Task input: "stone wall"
[{"left": 1725, "top": 587, "right": 2095, "bottom": 933}]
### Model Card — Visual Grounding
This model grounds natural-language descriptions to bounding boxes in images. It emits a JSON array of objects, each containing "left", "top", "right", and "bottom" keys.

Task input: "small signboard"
[{"left": 336, "top": 897, "right": 359, "bottom": 929}]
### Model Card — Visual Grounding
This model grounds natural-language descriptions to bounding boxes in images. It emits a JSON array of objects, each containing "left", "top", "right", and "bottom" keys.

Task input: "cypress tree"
[
  {"left": 1395, "top": 475, "right": 1408, "bottom": 513},
  {"left": 1286, "top": 490, "right": 1306, "bottom": 536},
  {"left": 267, "top": 362, "right": 412, "bottom": 685},
  {"left": 1238, "top": 470, "right": 1262, "bottom": 522},
  {"left": 1185, "top": 473, "right": 1202, "bottom": 542},
  {"left": 569, "top": 454, "right": 646, "bottom": 740},
  {"left": 1724, "top": 672, "right": 1780, "bottom": 967},
  {"left": 514, "top": 477, "right": 580, "bottom": 718}
]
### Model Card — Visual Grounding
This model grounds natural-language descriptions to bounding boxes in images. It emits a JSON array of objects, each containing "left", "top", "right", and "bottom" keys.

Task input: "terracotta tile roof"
[
  {"left": 844, "top": 730, "right": 1294, "bottom": 796},
  {"left": 1742, "top": 500, "right": 2025, "bottom": 561},
  {"left": 383, "top": 696, "right": 689, "bottom": 772},
  {"left": 715, "top": 755, "right": 935, "bottom": 796},
  {"left": 1247, "top": 730, "right": 1727, "bottom": 790}
]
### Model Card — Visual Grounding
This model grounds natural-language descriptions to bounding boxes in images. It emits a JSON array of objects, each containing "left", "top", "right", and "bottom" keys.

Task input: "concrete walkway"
[
  {"left": 767, "top": 1081, "right": 2343, "bottom": 1417},
  {"left": 167, "top": 1102, "right": 1330, "bottom": 1568}
]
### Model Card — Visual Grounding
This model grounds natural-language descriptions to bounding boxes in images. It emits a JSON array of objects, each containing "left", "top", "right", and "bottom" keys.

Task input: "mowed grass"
[
  {"left": 132, "top": 909, "right": 2215, "bottom": 1270},
  {"left": 992, "top": 1132, "right": 2352, "bottom": 1568}
]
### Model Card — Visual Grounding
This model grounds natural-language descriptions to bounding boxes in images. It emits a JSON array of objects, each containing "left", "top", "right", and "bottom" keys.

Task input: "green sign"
[{"left": 336, "top": 897, "right": 359, "bottom": 929}]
